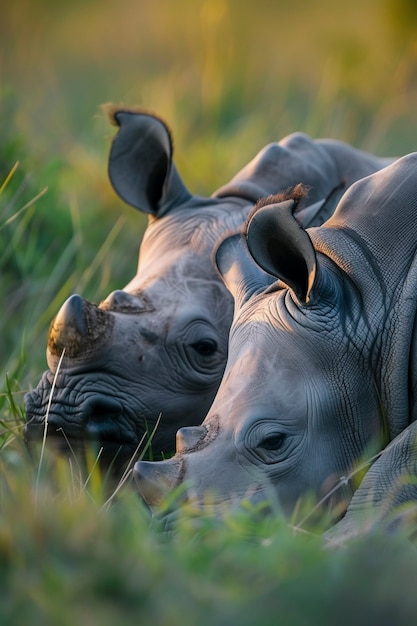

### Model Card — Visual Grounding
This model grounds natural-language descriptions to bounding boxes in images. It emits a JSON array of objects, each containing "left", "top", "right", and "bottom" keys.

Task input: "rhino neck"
[{"left": 313, "top": 225, "right": 417, "bottom": 440}]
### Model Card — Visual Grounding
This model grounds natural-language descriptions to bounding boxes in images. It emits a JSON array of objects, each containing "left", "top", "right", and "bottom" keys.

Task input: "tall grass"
[{"left": 2, "top": 0, "right": 417, "bottom": 623}]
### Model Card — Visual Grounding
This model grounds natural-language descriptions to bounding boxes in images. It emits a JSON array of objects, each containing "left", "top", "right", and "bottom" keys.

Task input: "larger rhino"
[
  {"left": 134, "top": 154, "right": 417, "bottom": 523},
  {"left": 24, "top": 106, "right": 393, "bottom": 474}
]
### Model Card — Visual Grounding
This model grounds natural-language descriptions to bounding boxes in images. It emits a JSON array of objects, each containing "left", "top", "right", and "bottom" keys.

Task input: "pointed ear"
[
  {"left": 246, "top": 199, "right": 317, "bottom": 304},
  {"left": 214, "top": 234, "right": 276, "bottom": 307},
  {"left": 106, "top": 107, "right": 191, "bottom": 216}
]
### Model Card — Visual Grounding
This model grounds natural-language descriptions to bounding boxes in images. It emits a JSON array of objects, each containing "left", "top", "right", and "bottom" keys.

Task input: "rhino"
[
  {"left": 24, "top": 106, "right": 393, "bottom": 475},
  {"left": 134, "top": 153, "right": 417, "bottom": 526}
]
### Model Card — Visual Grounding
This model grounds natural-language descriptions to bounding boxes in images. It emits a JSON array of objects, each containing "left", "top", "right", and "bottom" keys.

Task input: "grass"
[
  {"left": 1, "top": 438, "right": 417, "bottom": 625},
  {"left": 3, "top": 0, "right": 417, "bottom": 623}
]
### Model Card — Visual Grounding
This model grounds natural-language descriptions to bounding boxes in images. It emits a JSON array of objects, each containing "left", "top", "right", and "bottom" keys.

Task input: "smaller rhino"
[
  {"left": 24, "top": 107, "right": 393, "bottom": 475},
  {"left": 134, "top": 154, "right": 417, "bottom": 526}
]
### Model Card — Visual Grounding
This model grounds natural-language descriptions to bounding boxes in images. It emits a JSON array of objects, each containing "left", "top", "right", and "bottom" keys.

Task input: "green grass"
[
  {"left": 1, "top": 438, "right": 417, "bottom": 625},
  {"left": 3, "top": 0, "right": 417, "bottom": 623}
]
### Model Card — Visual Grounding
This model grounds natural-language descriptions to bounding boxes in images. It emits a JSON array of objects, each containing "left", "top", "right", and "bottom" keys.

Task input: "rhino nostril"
[
  {"left": 69, "top": 396, "right": 126, "bottom": 445},
  {"left": 83, "top": 397, "right": 123, "bottom": 423}
]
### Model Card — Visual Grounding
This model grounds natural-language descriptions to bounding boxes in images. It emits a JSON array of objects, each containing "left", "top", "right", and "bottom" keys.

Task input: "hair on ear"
[
  {"left": 100, "top": 102, "right": 174, "bottom": 149},
  {"left": 256, "top": 183, "right": 310, "bottom": 209},
  {"left": 244, "top": 183, "right": 309, "bottom": 236}
]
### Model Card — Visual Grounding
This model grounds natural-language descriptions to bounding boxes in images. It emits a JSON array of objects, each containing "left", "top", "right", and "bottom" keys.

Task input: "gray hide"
[
  {"left": 134, "top": 154, "right": 417, "bottom": 525},
  {"left": 325, "top": 420, "right": 417, "bottom": 544},
  {"left": 24, "top": 106, "right": 393, "bottom": 475}
]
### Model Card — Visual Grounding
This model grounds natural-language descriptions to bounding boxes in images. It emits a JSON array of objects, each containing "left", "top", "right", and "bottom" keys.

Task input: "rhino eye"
[
  {"left": 260, "top": 433, "right": 286, "bottom": 451},
  {"left": 190, "top": 339, "right": 218, "bottom": 356}
]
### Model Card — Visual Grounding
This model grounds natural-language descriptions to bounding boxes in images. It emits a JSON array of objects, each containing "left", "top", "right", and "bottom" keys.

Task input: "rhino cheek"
[
  {"left": 134, "top": 419, "right": 317, "bottom": 513},
  {"left": 176, "top": 430, "right": 265, "bottom": 506},
  {"left": 169, "top": 413, "right": 342, "bottom": 514}
]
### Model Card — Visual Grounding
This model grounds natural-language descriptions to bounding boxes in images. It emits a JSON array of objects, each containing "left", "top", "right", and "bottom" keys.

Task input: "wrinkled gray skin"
[
  {"left": 24, "top": 106, "right": 393, "bottom": 475},
  {"left": 325, "top": 420, "right": 417, "bottom": 544},
  {"left": 134, "top": 155, "right": 417, "bottom": 525}
]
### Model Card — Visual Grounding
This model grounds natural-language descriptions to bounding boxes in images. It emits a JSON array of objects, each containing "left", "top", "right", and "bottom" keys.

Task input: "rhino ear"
[
  {"left": 215, "top": 233, "right": 276, "bottom": 307},
  {"left": 106, "top": 106, "right": 192, "bottom": 217},
  {"left": 246, "top": 199, "right": 317, "bottom": 304}
]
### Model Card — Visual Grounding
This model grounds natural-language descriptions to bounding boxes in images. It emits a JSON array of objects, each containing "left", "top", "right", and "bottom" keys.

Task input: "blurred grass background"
[{"left": 2, "top": 1, "right": 417, "bottom": 623}]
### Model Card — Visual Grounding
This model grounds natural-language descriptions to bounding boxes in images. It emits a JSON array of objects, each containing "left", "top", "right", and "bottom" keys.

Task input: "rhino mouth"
[
  {"left": 24, "top": 413, "right": 139, "bottom": 475},
  {"left": 24, "top": 370, "right": 141, "bottom": 473}
]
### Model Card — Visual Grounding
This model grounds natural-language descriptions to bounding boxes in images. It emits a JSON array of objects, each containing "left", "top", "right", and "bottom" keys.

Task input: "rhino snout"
[
  {"left": 134, "top": 458, "right": 183, "bottom": 507},
  {"left": 47, "top": 294, "right": 114, "bottom": 363}
]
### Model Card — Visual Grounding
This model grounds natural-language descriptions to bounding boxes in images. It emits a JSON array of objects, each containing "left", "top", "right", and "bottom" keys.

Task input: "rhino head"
[
  {"left": 134, "top": 154, "right": 417, "bottom": 518},
  {"left": 24, "top": 106, "right": 393, "bottom": 475}
]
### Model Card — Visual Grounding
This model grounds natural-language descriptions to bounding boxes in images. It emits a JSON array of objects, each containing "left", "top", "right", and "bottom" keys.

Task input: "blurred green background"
[{"left": 2, "top": 0, "right": 417, "bottom": 397}]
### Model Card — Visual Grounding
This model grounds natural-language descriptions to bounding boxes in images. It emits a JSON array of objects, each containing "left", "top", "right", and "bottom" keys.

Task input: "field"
[{"left": 2, "top": 0, "right": 417, "bottom": 623}]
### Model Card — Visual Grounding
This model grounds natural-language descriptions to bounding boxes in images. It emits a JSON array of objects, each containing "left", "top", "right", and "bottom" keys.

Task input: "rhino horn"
[
  {"left": 105, "top": 106, "right": 192, "bottom": 217},
  {"left": 176, "top": 426, "right": 207, "bottom": 453},
  {"left": 134, "top": 458, "right": 182, "bottom": 507},
  {"left": 99, "top": 289, "right": 153, "bottom": 313},
  {"left": 246, "top": 198, "right": 317, "bottom": 304},
  {"left": 47, "top": 294, "right": 114, "bottom": 362}
]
